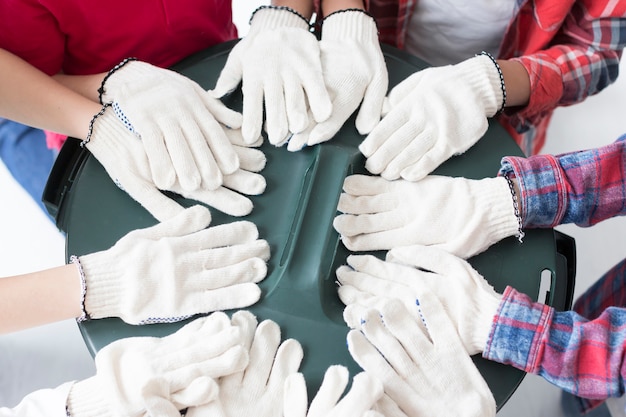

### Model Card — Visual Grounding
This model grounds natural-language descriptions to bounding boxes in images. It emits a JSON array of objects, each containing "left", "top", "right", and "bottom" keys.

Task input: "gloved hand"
[
  {"left": 359, "top": 54, "right": 504, "bottom": 181},
  {"left": 211, "top": 6, "right": 332, "bottom": 145},
  {"left": 186, "top": 310, "right": 304, "bottom": 417},
  {"left": 99, "top": 60, "right": 242, "bottom": 191},
  {"left": 85, "top": 105, "right": 265, "bottom": 221},
  {"left": 76, "top": 205, "right": 270, "bottom": 325},
  {"left": 333, "top": 174, "right": 519, "bottom": 258},
  {"left": 287, "top": 10, "right": 387, "bottom": 152},
  {"left": 283, "top": 366, "right": 384, "bottom": 417},
  {"left": 345, "top": 297, "right": 497, "bottom": 417},
  {"left": 336, "top": 245, "right": 502, "bottom": 355},
  {"left": 66, "top": 313, "right": 250, "bottom": 417}
]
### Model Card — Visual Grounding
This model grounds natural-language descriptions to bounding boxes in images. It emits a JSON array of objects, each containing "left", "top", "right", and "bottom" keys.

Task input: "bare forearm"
[
  {"left": 321, "top": 0, "right": 365, "bottom": 15},
  {"left": 0, "top": 48, "right": 101, "bottom": 139},
  {"left": 0, "top": 264, "right": 82, "bottom": 334},
  {"left": 498, "top": 59, "right": 530, "bottom": 108},
  {"left": 53, "top": 73, "right": 105, "bottom": 103},
  {"left": 271, "top": 0, "right": 314, "bottom": 18}
]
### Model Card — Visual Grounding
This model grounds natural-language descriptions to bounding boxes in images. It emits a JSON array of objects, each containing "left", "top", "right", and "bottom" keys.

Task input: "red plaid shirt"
[
  {"left": 318, "top": 0, "right": 626, "bottom": 156},
  {"left": 493, "top": 135, "right": 626, "bottom": 412}
]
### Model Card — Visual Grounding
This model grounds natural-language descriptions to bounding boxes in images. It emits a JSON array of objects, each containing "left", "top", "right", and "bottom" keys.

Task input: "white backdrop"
[{"left": 1, "top": 2, "right": 625, "bottom": 414}]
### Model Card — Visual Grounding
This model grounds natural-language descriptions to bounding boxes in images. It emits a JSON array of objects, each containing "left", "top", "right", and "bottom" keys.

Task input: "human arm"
[
  {"left": 211, "top": 2, "right": 332, "bottom": 145},
  {"left": 0, "top": 265, "right": 82, "bottom": 334},
  {"left": 484, "top": 286, "right": 626, "bottom": 413},
  {"left": 0, "top": 383, "right": 73, "bottom": 417},
  {"left": 343, "top": 297, "right": 496, "bottom": 417},
  {"left": 499, "top": 134, "right": 626, "bottom": 228},
  {"left": 286, "top": 3, "right": 387, "bottom": 152},
  {"left": 0, "top": 206, "right": 270, "bottom": 332},
  {"left": 502, "top": 2, "right": 626, "bottom": 127},
  {"left": 0, "top": 48, "right": 100, "bottom": 139},
  {"left": 333, "top": 173, "right": 520, "bottom": 258}
]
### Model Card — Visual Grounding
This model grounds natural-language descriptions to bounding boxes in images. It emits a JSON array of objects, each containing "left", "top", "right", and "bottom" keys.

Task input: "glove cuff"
[
  {"left": 84, "top": 105, "right": 137, "bottom": 151},
  {"left": 249, "top": 6, "right": 310, "bottom": 31},
  {"left": 100, "top": 61, "right": 156, "bottom": 104},
  {"left": 67, "top": 377, "right": 114, "bottom": 417},
  {"left": 321, "top": 10, "right": 378, "bottom": 43},
  {"left": 456, "top": 55, "right": 504, "bottom": 117},
  {"left": 474, "top": 177, "right": 521, "bottom": 244},
  {"left": 78, "top": 250, "right": 124, "bottom": 320},
  {"left": 470, "top": 287, "right": 502, "bottom": 354}
]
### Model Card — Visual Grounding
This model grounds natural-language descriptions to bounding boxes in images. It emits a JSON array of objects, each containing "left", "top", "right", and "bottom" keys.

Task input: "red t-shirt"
[{"left": 0, "top": 0, "right": 238, "bottom": 75}]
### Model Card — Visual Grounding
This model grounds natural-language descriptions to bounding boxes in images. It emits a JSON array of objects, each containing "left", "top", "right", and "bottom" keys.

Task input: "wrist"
[
  {"left": 321, "top": 0, "right": 366, "bottom": 15},
  {"left": 497, "top": 59, "right": 530, "bottom": 108},
  {"left": 250, "top": 5, "right": 311, "bottom": 31},
  {"left": 69, "top": 256, "right": 89, "bottom": 322},
  {"left": 98, "top": 57, "right": 138, "bottom": 104},
  {"left": 503, "top": 174, "right": 525, "bottom": 243},
  {"left": 476, "top": 52, "right": 506, "bottom": 115},
  {"left": 67, "top": 378, "right": 113, "bottom": 417},
  {"left": 270, "top": 1, "right": 313, "bottom": 19},
  {"left": 471, "top": 288, "right": 502, "bottom": 354},
  {"left": 321, "top": 8, "right": 377, "bottom": 41},
  {"left": 78, "top": 251, "right": 123, "bottom": 320}
]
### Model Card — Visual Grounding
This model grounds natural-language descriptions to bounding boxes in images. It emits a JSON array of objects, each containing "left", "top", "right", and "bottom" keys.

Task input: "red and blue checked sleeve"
[
  {"left": 503, "top": 2, "right": 626, "bottom": 136},
  {"left": 483, "top": 286, "right": 626, "bottom": 413},
  {"left": 499, "top": 134, "right": 626, "bottom": 229}
]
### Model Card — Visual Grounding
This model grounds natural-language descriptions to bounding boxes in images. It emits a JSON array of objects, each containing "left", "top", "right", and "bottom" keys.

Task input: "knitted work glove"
[
  {"left": 100, "top": 60, "right": 241, "bottom": 191},
  {"left": 66, "top": 313, "right": 249, "bottom": 417},
  {"left": 345, "top": 298, "right": 496, "bottom": 417},
  {"left": 85, "top": 105, "right": 264, "bottom": 221},
  {"left": 76, "top": 205, "right": 270, "bottom": 325},
  {"left": 337, "top": 245, "right": 502, "bottom": 355},
  {"left": 211, "top": 6, "right": 332, "bottom": 145},
  {"left": 359, "top": 54, "right": 503, "bottom": 181},
  {"left": 283, "top": 366, "right": 384, "bottom": 417},
  {"left": 186, "top": 310, "right": 304, "bottom": 417},
  {"left": 333, "top": 174, "right": 519, "bottom": 258},
  {"left": 287, "top": 10, "right": 387, "bottom": 151}
]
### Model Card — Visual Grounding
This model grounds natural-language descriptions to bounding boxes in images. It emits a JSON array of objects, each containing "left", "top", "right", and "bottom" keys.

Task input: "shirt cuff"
[
  {"left": 499, "top": 154, "right": 566, "bottom": 228},
  {"left": 483, "top": 286, "right": 554, "bottom": 373}
]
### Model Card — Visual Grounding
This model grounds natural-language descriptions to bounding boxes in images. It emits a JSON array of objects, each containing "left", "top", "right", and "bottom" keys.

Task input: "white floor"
[{"left": 2, "top": 2, "right": 626, "bottom": 414}]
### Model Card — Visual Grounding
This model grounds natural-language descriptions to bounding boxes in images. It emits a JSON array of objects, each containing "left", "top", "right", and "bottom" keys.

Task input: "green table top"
[{"left": 49, "top": 41, "right": 574, "bottom": 410}]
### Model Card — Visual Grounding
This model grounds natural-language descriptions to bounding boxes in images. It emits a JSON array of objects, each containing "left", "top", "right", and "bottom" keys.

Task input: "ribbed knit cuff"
[
  {"left": 321, "top": 10, "right": 377, "bottom": 43},
  {"left": 100, "top": 61, "right": 152, "bottom": 104},
  {"left": 249, "top": 7, "right": 311, "bottom": 32},
  {"left": 457, "top": 55, "right": 503, "bottom": 117},
  {"left": 476, "top": 176, "right": 523, "bottom": 244},
  {"left": 471, "top": 287, "right": 503, "bottom": 354},
  {"left": 78, "top": 251, "right": 123, "bottom": 320},
  {"left": 66, "top": 378, "right": 113, "bottom": 417}
]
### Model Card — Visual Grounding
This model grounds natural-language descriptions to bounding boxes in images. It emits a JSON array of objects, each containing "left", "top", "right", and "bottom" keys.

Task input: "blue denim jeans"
[{"left": 0, "top": 119, "right": 56, "bottom": 217}]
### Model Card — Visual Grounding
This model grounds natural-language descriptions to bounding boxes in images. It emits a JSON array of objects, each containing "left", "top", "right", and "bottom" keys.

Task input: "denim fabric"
[{"left": 0, "top": 119, "right": 56, "bottom": 216}]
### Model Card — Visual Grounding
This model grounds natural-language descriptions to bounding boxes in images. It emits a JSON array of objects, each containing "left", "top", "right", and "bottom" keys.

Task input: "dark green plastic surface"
[{"left": 55, "top": 41, "right": 573, "bottom": 410}]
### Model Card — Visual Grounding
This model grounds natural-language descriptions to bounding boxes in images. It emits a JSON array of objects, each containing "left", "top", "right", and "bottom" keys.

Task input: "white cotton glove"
[
  {"left": 66, "top": 313, "right": 250, "bottom": 417},
  {"left": 99, "top": 60, "right": 242, "bottom": 191},
  {"left": 359, "top": 54, "right": 504, "bottom": 181},
  {"left": 85, "top": 106, "right": 265, "bottom": 221},
  {"left": 287, "top": 10, "right": 387, "bottom": 152},
  {"left": 283, "top": 366, "right": 384, "bottom": 417},
  {"left": 186, "top": 310, "right": 304, "bottom": 417},
  {"left": 345, "top": 298, "right": 496, "bottom": 417},
  {"left": 76, "top": 205, "right": 270, "bottom": 325},
  {"left": 333, "top": 174, "right": 519, "bottom": 258},
  {"left": 211, "top": 6, "right": 332, "bottom": 145},
  {"left": 336, "top": 245, "right": 502, "bottom": 355}
]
